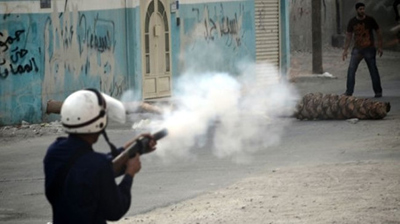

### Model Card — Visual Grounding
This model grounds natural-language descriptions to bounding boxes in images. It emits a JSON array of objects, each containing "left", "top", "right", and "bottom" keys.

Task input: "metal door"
[{"left": 254, "top": 0, "right": 281, "bottom": 84}]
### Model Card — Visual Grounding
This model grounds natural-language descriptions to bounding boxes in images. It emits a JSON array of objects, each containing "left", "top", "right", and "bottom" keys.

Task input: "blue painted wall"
[
  {"left": 0, "top": 12, "right": 44, "bottom": 125},
  {"left": 0, "top": 0, "right": 289, "bottom": 126},
  {"left": 125, "top": 6, "right": 143, "bottom": 100},
  {"left": 172, "top": 1, "right": 256, "bottom": 80},
  {"left": 0, "top": 4, "right": 138, "bottom": 125}
]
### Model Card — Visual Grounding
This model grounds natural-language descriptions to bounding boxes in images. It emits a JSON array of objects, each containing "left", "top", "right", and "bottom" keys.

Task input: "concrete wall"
[
  {"left": 290, "top": 0, "right": 338, "bottom": 52},
  {"left": 289, "top": 0, "right": 400, "bottom": 52},
  {"left": 174, "top": 1, "right": 256, "bottom": 78},
  {"left": 0, "top": 0, "right": 259, "bottom": 126},
  {"left": 0, "top": 1, "right": 140, "bottom": 125}
]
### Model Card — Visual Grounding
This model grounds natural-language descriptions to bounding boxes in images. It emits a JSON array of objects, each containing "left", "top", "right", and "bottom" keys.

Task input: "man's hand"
[
  {"left": 113, "top": 133, "right": 158, "bottom": 176},
  {"left": 137, "top": 133, "right": 157, "bottom": 154},
  {"left": 342, "top": 32, "right": 352, "bottom": 61},
  {"left": 123, "top": 133, "right": 157, "bottom": 152},
  {"left": 377, "top": 48, "right": 383, "bottom": 57},
  {"left": 125, "top": 154, "right": 141, "bottom": 177},
  {"left": 342, "top": 49, "right": 348, "bottom": 61}
]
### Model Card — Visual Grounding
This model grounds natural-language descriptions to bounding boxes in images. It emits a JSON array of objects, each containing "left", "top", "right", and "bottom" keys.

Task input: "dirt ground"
[
  {"left": 115, "top": 161, "right": 400, "bottom": 224},
  {"left": 112, "top": 47, "right": 400, "bottom": 224}
]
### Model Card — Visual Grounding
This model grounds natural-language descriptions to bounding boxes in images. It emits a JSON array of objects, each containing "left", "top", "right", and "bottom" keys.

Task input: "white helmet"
[{"left": 61, "top": 89, "right": 107, "bottom": 134}]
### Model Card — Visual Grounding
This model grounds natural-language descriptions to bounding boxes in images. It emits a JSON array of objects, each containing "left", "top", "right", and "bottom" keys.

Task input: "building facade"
[{"left": 0, "top": 0, "right": 290, "bottom": 125}]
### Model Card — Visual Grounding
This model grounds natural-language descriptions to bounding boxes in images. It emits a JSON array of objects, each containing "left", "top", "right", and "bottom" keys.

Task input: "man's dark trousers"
[{"left": 346, "top": 47, "right": 382, "bottom": 95}]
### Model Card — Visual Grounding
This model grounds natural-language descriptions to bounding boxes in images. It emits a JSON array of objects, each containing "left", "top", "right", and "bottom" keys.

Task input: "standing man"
[
  {"left": 342, "top": 2, "right": 383, "bottom": 98},
  {"left": 44, "top": 88, "right": 157, "bottom": 224}
]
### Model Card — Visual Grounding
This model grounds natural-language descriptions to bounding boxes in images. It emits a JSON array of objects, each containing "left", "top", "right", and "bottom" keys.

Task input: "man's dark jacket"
[{"left": 44, "top": 135, "right": 132, "bottom": 224}]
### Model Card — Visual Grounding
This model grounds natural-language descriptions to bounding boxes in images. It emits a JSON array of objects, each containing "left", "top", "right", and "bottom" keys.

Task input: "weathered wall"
[
  {"left": 342, "top": 0, "right": 400, "bottom": 51},
  {"left": 0, "top": 1, "right": 140, "bottom": 125},
  {"left": 289, "top": 0, "right": 400, "bottom": 52},
  {"left": 174, "top": 1, "right": 255, "bottom": 78},
  {"left": 0, "top": 0, "right": 264, "bottom": 126},
  {"left": 290, "top": 0, "right": 338, "bottom": 52}
]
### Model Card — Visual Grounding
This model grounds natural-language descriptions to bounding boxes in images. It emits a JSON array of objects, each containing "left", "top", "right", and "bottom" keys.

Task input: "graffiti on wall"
[
  {"left": 0, "top": 29, "right": 39, "bottom": 79},
  {"left": 0, "top": 5, "right": 45, "bottom": 124},
  {"left": 42, "top": 2, "right": 125, "bottom": 98},
  {"left": 79, "top": 14, "right": 114, "bottom": 53},
  {"left": 191, "top": 4, "right": 244, "bottom": 48},
  {"left": 178, "top": 3, "right": 252, "bottom": 76}
]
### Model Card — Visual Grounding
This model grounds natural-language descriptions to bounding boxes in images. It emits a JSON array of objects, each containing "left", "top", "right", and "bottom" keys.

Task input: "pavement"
[
  {"left": 0, "top": 47, "right": 400, "bottom": 224},
  {"left": 110, "top": 47, "right": 400, "bottom": 223}
]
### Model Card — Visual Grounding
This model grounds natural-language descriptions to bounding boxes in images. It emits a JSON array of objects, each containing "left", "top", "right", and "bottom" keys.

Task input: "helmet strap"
[{"left": 102, "top": 130, "right": 119, "bottom": 158}]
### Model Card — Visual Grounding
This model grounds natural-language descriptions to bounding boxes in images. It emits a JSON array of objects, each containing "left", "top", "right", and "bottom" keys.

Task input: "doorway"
[{"left": 141, "top": 0, "right": 172, "bottom": 99}]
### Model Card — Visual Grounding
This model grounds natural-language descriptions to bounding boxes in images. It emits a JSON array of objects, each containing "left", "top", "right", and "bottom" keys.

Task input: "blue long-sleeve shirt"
[{"left": 44, "top": 135, "right": 132, "bottom": 224}]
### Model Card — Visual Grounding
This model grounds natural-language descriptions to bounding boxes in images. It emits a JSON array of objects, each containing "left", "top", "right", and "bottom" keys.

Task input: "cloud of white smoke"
[
  {"left": 122, "top": 42, "right": 299, "bottom": 164},
  {"left": 148, "top": 60, "right": 298, "bottom": 164}
]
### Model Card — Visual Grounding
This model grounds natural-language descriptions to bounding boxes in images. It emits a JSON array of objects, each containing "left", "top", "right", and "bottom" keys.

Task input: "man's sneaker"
[
  {"left": 342, "top": 92, "right": 352, "bottom": 96},
  {"left": 374, "top": 93, "right": 382, "bottom": 98}
]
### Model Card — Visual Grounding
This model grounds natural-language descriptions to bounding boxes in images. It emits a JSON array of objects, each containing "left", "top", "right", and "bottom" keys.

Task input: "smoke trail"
[
  {"left": 153, "top": 72, "right": 241, "bottom": 162},
  {"left": 121, "top": 40, "right": 299, "bottom": 164},
  {"left": 144, "top": 61, "right": 298, "bottom": 164}
]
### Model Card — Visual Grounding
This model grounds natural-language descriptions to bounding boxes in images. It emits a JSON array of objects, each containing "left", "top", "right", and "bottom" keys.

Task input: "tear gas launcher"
[
  {"left": 112, "top": 128, "right": 168, "bottom": 175},
  {"left": 45, "top": 91, "right": 168, "bottom": 175}
]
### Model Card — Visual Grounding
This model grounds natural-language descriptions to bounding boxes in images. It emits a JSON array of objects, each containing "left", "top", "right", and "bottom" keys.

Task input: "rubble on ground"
[{"left": 0, "top": 120, "right": 64, "bottom": 141}]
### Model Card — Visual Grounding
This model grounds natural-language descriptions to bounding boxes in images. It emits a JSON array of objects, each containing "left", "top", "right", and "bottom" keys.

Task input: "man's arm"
[
  {"left": 376, "top": 28, "right": 383, "bottom": 57},
  {"left": 97, "top": 157, "right": 140, "bottom": 221},
  {"left": 107, "top": 134, "right": 147, "bottom": 177},
  {"left": 112, "top": 133, "right": 156, "bottom": 175},
  {"left": 342, "top": 31, "right": 353, "bottom": 61}
]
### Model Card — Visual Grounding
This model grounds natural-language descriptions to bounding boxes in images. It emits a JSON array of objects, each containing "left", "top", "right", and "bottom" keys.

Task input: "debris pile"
[{"left": 0, "top": 121, "right": 63, "bottom": 141}]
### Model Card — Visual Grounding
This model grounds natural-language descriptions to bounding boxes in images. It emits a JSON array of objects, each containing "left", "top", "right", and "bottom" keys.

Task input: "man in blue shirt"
[{"left": 44, "top": 89, "right": 157, "bottom": 223}]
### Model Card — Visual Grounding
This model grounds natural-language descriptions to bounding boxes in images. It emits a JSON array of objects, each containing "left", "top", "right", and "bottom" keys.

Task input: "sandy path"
[{"left": 114, "top": 160, "right": 400, "bottom": 224}]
